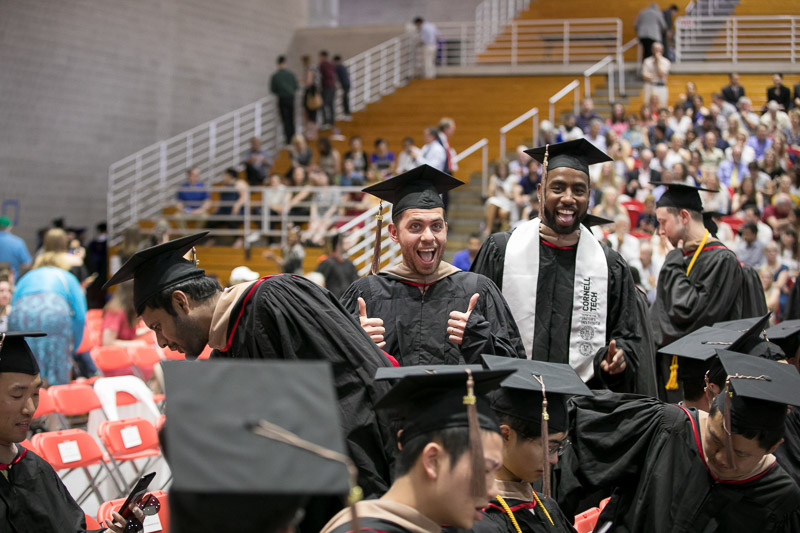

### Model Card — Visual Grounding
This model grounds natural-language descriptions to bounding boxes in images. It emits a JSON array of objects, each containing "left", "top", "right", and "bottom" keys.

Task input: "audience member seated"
[
  {"left": 731, "top": 177, "right": 764, "bottom": 215},
  {"left": 747, "top": 124, "right": 773, "bottom": 162},
  {"left": 741, "top": 206, "right": 774, "bottom": 246},
  {"left": 761, "top": 100, "right": 791, "bottom": 136},
  {"left": 264, "top": 173, "right": 289, "bottom": 229},
  {"left": 722, "top": 72, "right": 745, "bottom": 106},
  {"left": 558, "top": 115, "right": 584, "bottom": 142},
  {"left": 779, "top": 226, "right": 799, "bottom": 271},
  {"left": 606, "top": 215, "right": 641, "bottom": 266},
  {"left": 208, "top": 168, "right": 248, "bottom": 239},
  {"left": 775, "top": 174, "right": 800, "bottom": 206},
  {"left": 175, "top": 167, "right": 212, "bottom": 226},
  {"left": 699, "top": 170, "right": 731, "bottom": 215},
  {"left": 637, "top": 240, "right": 662, "bottom": 302},
  {"left": 717, "top": 144, "right": 748, "bottom": 189},
  {"left": 760, "top": 263, "right": 781, "bottom": 320},
  {"left": 625, "top": 148, "right": 660, "bottom": 201},
  {"left": 592, "top": 186, "right": 627, "bottom": 230},
  {"left": 0, "top": 273, "right": 11, "bottom": 333},
  {"left": 451, "top": 233, "right": 482, "bottom": 272},
  {"left": 606, "top": 104, "right": 629, "bottom": 138},
  {"left": 788, "top": 110, "right": 800, "bottom": 146},
  {"left": 623, "top": 113, "right": 648, "bottom": 150},
  {"left": 576, "top": 98, "right": 602, "bottom": 133},
  {"left": 538, "top": 119, "right": 558, "bottom": 146},
  {"left": 637, "top": 194, "right": 658, "bottom": 234},
  {"left": 585, "top": 119, "right": 607, "bottom": 151},
  {"left": 508, "top": 145, "right": 531, "bottom": 178},
  {"left": 767, "top": 73, "right": 792, "bottom": 111},
  {"left": 737, "top": 96, "right": 761, "bottom": 135},
  {"left": 262, "top": 225, "right": 305, "bottom": 274},
  {"left": 287, "top": 166, "right": 312, "bottom": 218},
  {"left": 698, "top": 132, "right": 725, "bottom": 169},
  {"left": 763, "top": 240, "right": 791, "bottom": 316},
  {"left": 763, "top": 193, "right": 796, "bottom": 235},
  {"left": 314, "top": 233, "right": 358, "bottom": 299},
  {"left": 395, "top": 136, "right": 420, "bottom": 174},
  {"left": 343, "top": 135, "right": 367, "bottom": 174},
  {"left": 317, "top": 137, "right": 341, "bottom": 182},
  {"left": 370, "top": 138, "right": 395, "bottom": 178},
  {"left": 737, "top": 222, "right": 766, "bottom": 267},
  {"left": 484, "top": 160, "right": 516, "bottom": 235},
  {"left": 339, "top": 157, "right": 364, "bottom": 186},
  {"left": 242, "top": 136, "right": 272, "bottom": 185},
  {"left": 302, "top": 169, "right": 342, "bottom": 246},
  {"left": 289, "top": 134, "right": 314, "bottom": 170}
]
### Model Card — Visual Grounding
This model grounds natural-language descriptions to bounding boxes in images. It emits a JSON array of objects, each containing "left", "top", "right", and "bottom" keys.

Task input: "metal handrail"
[
  {"left": 474, "top": 0, "right": 531, "bottom": 54},
  {"left": 499, "top": 107, "right": 539, "bottom": 161},
  {"left": 582, "top": 55, "right": 614, "bottom": 101},
  {"left": 453, "top": 138, "right": 490, "bottom": 197},
  {"left": 549, "top": 80, "right": 580, "bottom": 124}
]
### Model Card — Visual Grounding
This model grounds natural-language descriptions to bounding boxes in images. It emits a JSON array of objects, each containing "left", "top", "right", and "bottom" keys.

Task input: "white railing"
[
  {"left": 342, "top": 138, "right": 491, "bottom": 274},
  {"left": 499, "top": 108, "right": 539, "bottom": 161},
  {"left": 675, "top": 15, "right": 799, "bottom": 63},
  {"left": 436, "top": 18, "right": 622, "bottom": 67},
  {"left": 108, "top": 33, "right": 415, "bottom": 245},
  {"left": 474, "top": 0, "right": 531, "bottom": 54},
  {"left": 549, "top": 80, "right": 580, "bottom": 124},
  {"left": 685, "top": 0, "right": 737, "bottom": 19},
  {"left": 583, "top": 56, "right": 615, "bottom": 101},
  {"left": 617, "top": 38, "right": 640, "bottom": 96}
]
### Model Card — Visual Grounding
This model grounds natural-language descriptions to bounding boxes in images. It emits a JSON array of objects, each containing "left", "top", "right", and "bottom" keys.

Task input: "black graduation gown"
[
  {"left": 555, "top": 391, "right": 800, "bottom": 532},
  {"left": 328, "top": 517, "right": 414, "bottom": 533},
  {"left": 339, "top": 271, "right": 525, "bottom": 366},
  {"left": 775, "top": 406, "right": 800, "bottom": 488},
  {"left": 210, "top": 275, "right": 394, "bottom": 499},
  {"left": 470, "top": 231, "right": 650, "bottom": 394},
  {"left": 0, "top": 446, "right": 100, "bottom": 533}
]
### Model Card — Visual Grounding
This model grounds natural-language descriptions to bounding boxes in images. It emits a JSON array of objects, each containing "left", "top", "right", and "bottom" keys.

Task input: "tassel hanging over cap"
[
  {"left": 369, "top": 202, "right": 384, "bottom": 276},
  {"left": 723, "top": 379, "right": 736, "bottom": 470},
  {"left": 665, "top": 355, "right": 679, "bottom": 391},
  {"left": 532, "top": 374, "right": 551, "bottom": 498},
  {"left": 463, "top": 369, "right": 486, "bottom": 498}
]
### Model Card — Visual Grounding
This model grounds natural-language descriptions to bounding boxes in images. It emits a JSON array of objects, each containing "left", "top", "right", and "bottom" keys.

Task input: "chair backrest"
[
  {"left": 98, "top": 417, "right": 160, "bottom": 457},
  {"left": 97, "top": 490, "right": 170, "bottom": 533},
  {"left": 76, "top": 309, "right": 105, "bottom": 353},
  {"left": 32, "top": 428, "right": 104, "bottom": 469},
  {"left": 91, "top": 345, "right": 134, "bottom": 373},
  {"left": 129, "top": 345, "right": 164, "bottom": 369},
  {"left": 33, "top": 387, "right": 57, "bottom": 418},
  {"left": 48, "top": 383, "right": 103, "bottom": 416},
  {"left": 574, "top": 507, "right": 601, "bottom": 533},
  {"left": 94, "top": 376, "right": 161, "bottom": 421}
]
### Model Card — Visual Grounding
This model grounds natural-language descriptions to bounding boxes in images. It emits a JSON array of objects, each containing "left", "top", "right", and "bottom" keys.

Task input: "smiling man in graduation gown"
[
  {"left": 103, "top": 234, "right": 394, "bottom": 502},
  {"left": 556, "top": 351, "right": 800, "bottom": 532},
  {"left": 0, "top": 332, "right": 141, "bottom": 532},
  {"left": 340, "top": 164, "right": 525, "bottom": 366},
  {"left": 470, "top": 139, "right": 653, "bottom": 395}
]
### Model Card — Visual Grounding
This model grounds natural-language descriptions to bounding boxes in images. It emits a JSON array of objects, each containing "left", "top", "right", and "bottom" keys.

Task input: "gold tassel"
[
  {"left": 723, "top": 380, "right": 736, "bottom": 470},
  {"left": 369, "top": 202, "right": 384, "bottom": 276},
  {"left": 463, "top": 369, "right": 486, "bottom": 498},
  {"left": 541, "top": 144, "right": 549, "bottom": 186},
  {"left": 532, "top": 374, "right": 551, "bottom": 499},
  {"left": 665, "top": 355, "right": 679, "bottom": 391}
]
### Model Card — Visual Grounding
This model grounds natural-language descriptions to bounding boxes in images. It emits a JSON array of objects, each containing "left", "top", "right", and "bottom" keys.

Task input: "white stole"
[{"left": 502, "top": 218, "right": 609, "bottom": 381}]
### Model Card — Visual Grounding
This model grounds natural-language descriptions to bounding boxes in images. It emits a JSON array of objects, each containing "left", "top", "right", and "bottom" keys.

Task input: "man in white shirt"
[
  {"left": 416, "top": 126, "right": 447, "bottom": 171},
  {"left": 642, "top": 42, "right": 671, "bottom": 107},
  {"left": 414, "top": 17, "right": 440, "bottom": 79},
  {"left": 760, "top": 100, "right": 791, "bottom": 135},
  {"left": 737, "top": 96, "right": 761, "bottom": 135}
]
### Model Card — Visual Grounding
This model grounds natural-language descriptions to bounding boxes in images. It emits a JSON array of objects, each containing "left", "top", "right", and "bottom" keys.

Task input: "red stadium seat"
[
  {"left": 573, "top": 507, "right": 601, "bottom": 533},
  {"left": 85, "top": 512, "right": 102, "bottom": 529},
  {"left": 98, "top": 417, "right": 161, "bottom": 489},
  {"left": 48, "top": 383, "right": 103, "bottom": 417}
]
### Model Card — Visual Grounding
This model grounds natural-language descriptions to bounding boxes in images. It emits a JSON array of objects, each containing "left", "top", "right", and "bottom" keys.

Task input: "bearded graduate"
[
  {"left": 341, "top": 164, "right": 525, "bottom": 366},
  {"left": 471, "top": 139, "right": 655, "bottom": 395}
]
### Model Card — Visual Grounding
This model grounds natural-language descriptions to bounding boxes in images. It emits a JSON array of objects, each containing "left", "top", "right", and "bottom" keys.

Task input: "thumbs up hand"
[
  {"left": 600, "top": 339, "right": 627, "bottom": 375},
  {"left": 448, "top": 293, "right": 479, "bottom": 345},
  {"left": 358, "top": 297, "right": 386, "bottom": 348}
]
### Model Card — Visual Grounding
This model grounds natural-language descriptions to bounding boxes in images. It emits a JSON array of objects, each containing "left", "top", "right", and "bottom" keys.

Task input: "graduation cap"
[
  {"left": 658, "top": 314, "right": 771, "bottom": 389},
  {"left": 164, "top": 359, "right": 356, "bottom": 532},
  {"left": 765, "top": 320, "right": 800, "bottom": 360},
  {"left": 715, "top": 350, "right": 800, "bottom": 467},
  {"left": 525, "top": 139, "right": 612, "bottom": 177},
  {"left": 652, "top": 182, "right": 716, "bottom": 213},
  {"left": 374, "top": 364, "right": 484, "bottom": 381},
  {"left": 103, "top": 232, "right": 208, "bottom": 313},
  {"left": 481, "top": 355, "right": 593, "bottom": 498},
  {"left": 0, "top": 332, "right": 43, "bottom": 375},
  {"left": 582, "top": 214, "right": 614, "bottom": 228},
  {"left": 362, "top": 165, "right": 462, "bottom": 275},
  {"left": 375, "top": 367, "right": 513, "bottom": 498}
]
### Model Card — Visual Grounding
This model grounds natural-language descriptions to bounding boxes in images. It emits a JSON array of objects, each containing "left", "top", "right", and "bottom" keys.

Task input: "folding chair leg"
[{"left": 81, "top": 466, "right": 106, "bottom": 506}]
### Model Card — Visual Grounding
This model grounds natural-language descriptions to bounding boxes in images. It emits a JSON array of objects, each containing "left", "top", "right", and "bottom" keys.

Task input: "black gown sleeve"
[
  {"left": 460, "top": 275, "right": 526, "bottom": 362},
  {"left": 470, "top": 231, "right": 512, "bottom": 289},
  {"left": 339, "top": 277, "right": 367, "bottom": 320}
]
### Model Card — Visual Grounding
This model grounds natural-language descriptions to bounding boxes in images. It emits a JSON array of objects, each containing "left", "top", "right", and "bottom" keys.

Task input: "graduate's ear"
[
  {"left": 679, "top": 208, "right": 691, "bottom": 225},
  {"left": 766, "top": 438, "right": 785, "bottom": 456},
  {"left": 171, "top": 290, "right": 192, "bottom": 315},
  {"left": 420, "top": 441, "right": 443, "bottom": 480},
  {"left": 387, "top": 223, "right": 400, "bottom": 243},
  {"left": 500, "top": 424, "right": 512, "bottom": 443}
]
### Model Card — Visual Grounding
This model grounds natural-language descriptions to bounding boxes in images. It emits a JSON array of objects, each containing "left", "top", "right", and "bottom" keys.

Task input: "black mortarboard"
[
  {"left": 103, "top": 232, "right": 208, "bottom": 313},
  {"left": 582, "top": 214, "right": 614, "bottom": 228},
  {"left": 765, "top": 320, "right": 800, "bottom": 360},
  {"left": 652, "top": 182, "right": 716, "bottom": 213},
  {"left": 375, "top": 367, "right": 512, "bottom": 498},
  {"left": 525, "top": 139, "right": 612, "bottom": 177},
  {"left": 362, "top": 164, "right": 463, "bottom": 218},
  {"left": 374, "top": 364, "right": 483, "bottom": 381},
  {"left": 164, "top": 360, "right": 351, "bottom": 495},
  {"left": 0, "top": 332, "right": 43, "bottom": 375}
]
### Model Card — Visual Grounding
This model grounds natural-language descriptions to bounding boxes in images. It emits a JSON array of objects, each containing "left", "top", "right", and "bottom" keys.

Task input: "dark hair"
[
  {"left": 225, "top": 167, "right": 238, "bottom": 179},
  {"left": 333, "top": 54, "right": 341, "bottom": 62},
  {"left": 374, "top": 138, "right": 386, "bottom": 148},
  {"left": 277, "top": 55, "right": 286, "bottom": 64},
  {"left": 663, "top": 206, "right": 703, "bottom": 223},
  {"left": 402, "top": 136, "right": 414, "bottom": 145},
  {"left": 744, "top": 205, "right": 761, "bottom": 217},
  {"left": 468, "top": 232, "right": 482, "bottom": 240},
  {"left": 394, "top": 427, "right": 470, "bottom": 477},
  {"left": 496, "top": 414, "right": 541, "bottom": 441},
  {"left": 320, "top": 50, "right": 329, "bottom": 58},
  {"left": 741, "top": 221, "right": 758, "bottom": 235},
  {"left": 413, "top": 16, "right": 423, "bottom": 24},
  {"left": 709, "top": 396, "right": 785, "bottom": 449},
  {"left": 682, "top": 375, "right": 706, "bottom": 402},
  {"left": 425, "top": 126, "right": 439, "bottom": 137},
  {"left": 139, "top": 276, "right": 221, "bottom": 316},
  {"left": 774, "top": 72, "right": 784, "bottom": 79},
  {"left": 318, "top": 137, "right": 332, "bottom": 155}
]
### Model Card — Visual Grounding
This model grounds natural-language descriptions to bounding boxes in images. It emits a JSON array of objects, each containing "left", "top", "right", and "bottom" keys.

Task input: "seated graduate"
[
  {"left": 163, "top": 358, "right": 358, "bottom": 533},
  {"left": 340, "top": 164, "right": 525, "bottom": 365},
  {"left": 556, "top": 349, "right": 800, "bottom": 532},
  {"left": 470, "top": 140, "right": 653, "bottom": 396},
  {"left": 0, "top": 332, "right": 143, "bottom": 532},
  {"left": 321, "top": 368, "right": 512, "bottom": 533},
  {"left": 464, "top": 356, "right": 591, "bottom": 533},
  {"left": 102, "top": 232, "right": 394, "bottom": 498}
]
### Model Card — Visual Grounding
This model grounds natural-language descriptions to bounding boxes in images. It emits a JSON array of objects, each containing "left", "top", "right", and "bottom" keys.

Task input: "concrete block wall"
[
  {"left": 338, "top": 0, "right": 484, "bottom": 26},
  {"left": 1, "top": 0, "right": 308, "bottom": 247}
]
